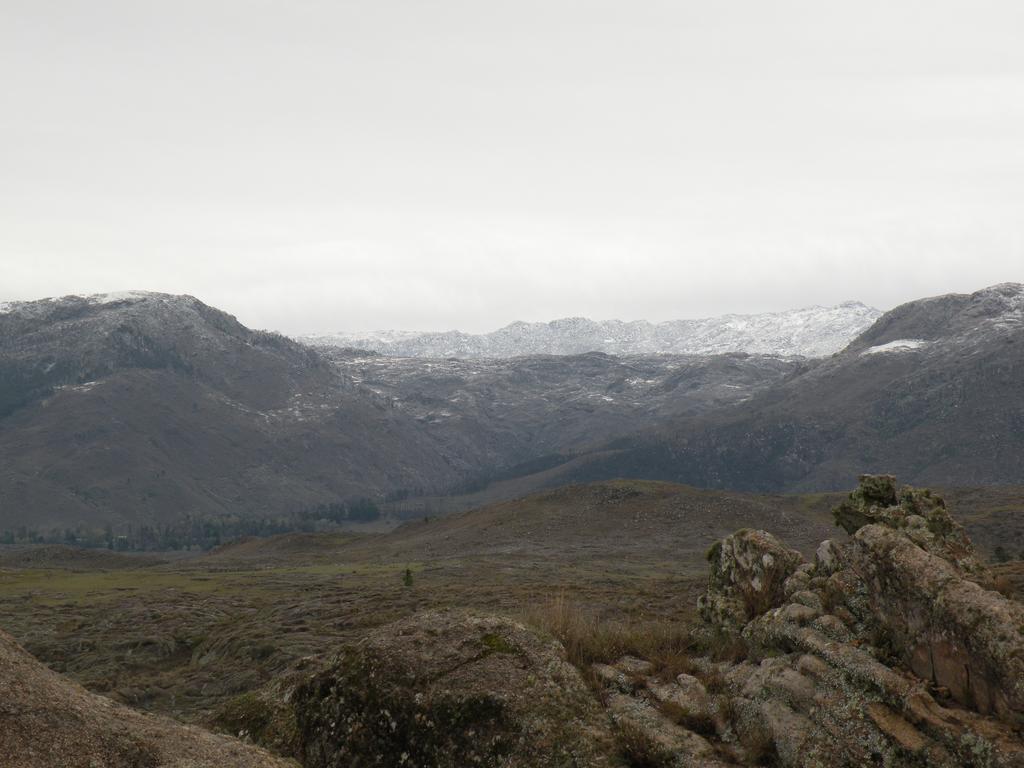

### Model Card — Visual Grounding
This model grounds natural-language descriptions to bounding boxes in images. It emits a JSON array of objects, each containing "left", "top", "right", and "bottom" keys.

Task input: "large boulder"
[
  {"left": 289, "top": 610, "right": 617, "bottom": 767},
  {"left": 840, "top": 512, "right": 1024, "bottom": 721},
  {"left": 698, "top": 529, "right": 805, "bottom": 631}
]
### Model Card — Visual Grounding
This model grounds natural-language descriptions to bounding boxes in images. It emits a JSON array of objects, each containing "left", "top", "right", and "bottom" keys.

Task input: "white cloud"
[{"left": 1, "top": 1, "right": 1022, "bottom": 333}]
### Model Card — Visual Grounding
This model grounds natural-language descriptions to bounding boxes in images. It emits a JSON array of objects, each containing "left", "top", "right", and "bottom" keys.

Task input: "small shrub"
[
  {"left": 741, "top": 724, "right": 780, "bottom": 767},
  {"left": 993, "top": 574, "right": 1016, "bottom": 599},
  {"left": 705, "top": 540, "right": 723, "bottom": 563},
  {"left": 214, "top": 691, "right": 299, "bottom": 755},
  {"left": 690, "top": 627, "right": 748, "bottom": 664},
  {"left": 700, "top": 667, "right": 728, "bottom": 694},
  {"left": 480, "top": 632, "right": 520, "bottom": 656},
  {"left": 650, "top": 648, "right": 694, "bottom": 681},
  {"left": 657, "top": 700, "right": 717, "bottom": 736},
  {"left": 616, "top": 721, "right": 676, "bottom": 768}
]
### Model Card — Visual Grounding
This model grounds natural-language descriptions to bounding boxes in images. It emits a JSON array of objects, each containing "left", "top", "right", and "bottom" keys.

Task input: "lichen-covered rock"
[
  {"left": 698, "top": 529, "right": 805, "bottom": 630},
  {"left": 833, "top": 474, "right": 900, "bottom": 533},
  {"left": 604, "top": 690, "right": 730, "bottom": 768},
  {"left": 843, "top": 520, "right": 1024, "bottom": 722},
  {"left": 290, "top": 609, "right": 616, "bottom": 767},
  {"left": 592, "top": 657, "right": 732, "bottom": 767},
  {"left": 833, "top": 475, "right": 989, "bottom": 579},
  {"left": 688, "top": 475, "right": 1024, "bottom": 767}
]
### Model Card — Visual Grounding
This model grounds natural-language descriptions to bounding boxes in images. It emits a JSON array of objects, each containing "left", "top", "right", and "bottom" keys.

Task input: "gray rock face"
[{"left": 841, "top": 521, "right": 1024, "bottom": 721}]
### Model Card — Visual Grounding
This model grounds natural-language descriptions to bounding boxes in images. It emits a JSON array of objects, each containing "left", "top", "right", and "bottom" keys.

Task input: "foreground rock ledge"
[{"left": 0, "top": 628, "right": 294, "bottom": 768}]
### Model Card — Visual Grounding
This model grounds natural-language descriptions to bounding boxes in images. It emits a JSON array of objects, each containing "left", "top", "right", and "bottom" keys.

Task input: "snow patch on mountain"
[
  {"left": 0, "top": 291, "right": 166, "bottom": 317},
  {"left": 301, "top": 302, "right": 882, "bottom": 359},
  {"left": 303, "top": 329, "right": 422, "bottom": 346},
  {"left": 861, "top": 339, "right": 930, "bottom": 355},
  {"left": 84, "top": 291, "right": 157, "bottom": 305}
]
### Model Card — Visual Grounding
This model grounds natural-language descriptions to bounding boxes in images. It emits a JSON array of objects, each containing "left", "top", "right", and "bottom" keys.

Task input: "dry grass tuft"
[
  {"left": 690, "top": 627, "right": 749, "bottom": 665},
  {"left": 993, "top": 574, "right": 1016, "bottom": 599},
  {"left": 522, "top": 594, "right": 694, "bottom": 671},
  {"left": 615, "top": 721, "right": 677, "bottom": 768}
]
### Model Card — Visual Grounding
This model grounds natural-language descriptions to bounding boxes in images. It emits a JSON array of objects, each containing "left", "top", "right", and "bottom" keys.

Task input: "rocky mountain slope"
[
  {"left": 322, "top": 349, "right": 802, "bottom": 477},
  {"left": 301, "top": 301, "right": 880, "bottom": 359},
  {"left": 569, "top": 283, "right": 1024, "bottom": 492},
  {"left": 0, "top": 292, "right": 462, "bottom": 528}
]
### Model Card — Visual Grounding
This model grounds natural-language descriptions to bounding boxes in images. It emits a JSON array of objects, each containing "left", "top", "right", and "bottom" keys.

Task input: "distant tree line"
[{"left": 0, "top": 497, "right": 380, "bottom": 552}]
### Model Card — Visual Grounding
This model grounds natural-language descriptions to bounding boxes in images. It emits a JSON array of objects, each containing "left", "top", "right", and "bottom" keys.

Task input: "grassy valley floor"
[{"left": 0, "top": 479, "right": 1021, "bottom": 737}]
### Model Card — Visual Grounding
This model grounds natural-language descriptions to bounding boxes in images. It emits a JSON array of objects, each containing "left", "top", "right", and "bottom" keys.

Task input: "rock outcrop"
[
  {"left": 593, "top": 476, "right": 1024, "bottom": 767},
  {"left": 221, "top": 610, "right": 619, "bottom": 767},
  {"left": 0, "top": 628, "right": 294, "bottom": 768},
  {"left": 698, "top": 528, "right": 805, "bottom": 631}
]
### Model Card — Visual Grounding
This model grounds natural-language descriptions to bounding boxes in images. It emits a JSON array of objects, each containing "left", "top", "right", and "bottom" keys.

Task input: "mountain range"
[
  {"left": 567, "top": 282, "right": 1024, "bottom": 491},
  {"left": 1, "top": 284, "right": 1021, "bottom": 532},
  {"left": 300, "top": 302, "right": 881, "bottom": 358}
]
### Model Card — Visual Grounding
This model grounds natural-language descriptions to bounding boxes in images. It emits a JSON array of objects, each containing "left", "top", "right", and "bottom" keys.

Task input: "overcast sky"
[{"left": 2, "top": 1, "right": 1023, "bottom": 334}]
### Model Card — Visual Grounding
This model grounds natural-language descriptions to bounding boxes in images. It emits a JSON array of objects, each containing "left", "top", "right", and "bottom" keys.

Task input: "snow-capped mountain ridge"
[
  {"left": 301, "top": 302, "right": 882, "bottom": 359},
  {"left": 0, "top": 291, "right": 192, "bottom": 318}
]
